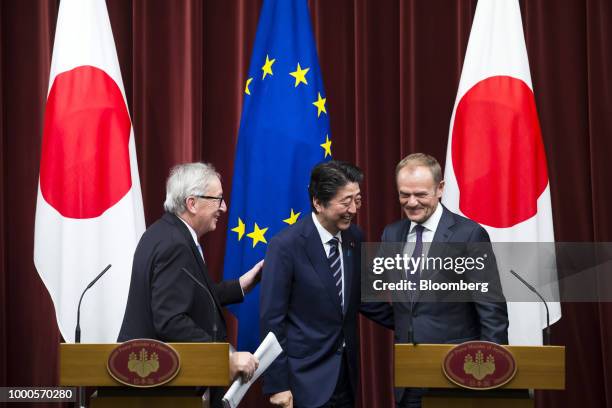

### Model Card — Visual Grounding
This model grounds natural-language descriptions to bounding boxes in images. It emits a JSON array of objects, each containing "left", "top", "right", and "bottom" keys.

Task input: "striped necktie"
[{"left": 327, "top": 237, "right": 343, "bottom": 310}]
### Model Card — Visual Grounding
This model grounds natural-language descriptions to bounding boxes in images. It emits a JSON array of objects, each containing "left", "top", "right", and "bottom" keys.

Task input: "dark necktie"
[
  {"left": 407, "top": 224, "right": 424, "bottom": 303},
  {"left": 411, "top": 224, "right": 425, "bottom": 269},
  {"left": 327, "top": 237, "right": 343, "bottom": 310}
]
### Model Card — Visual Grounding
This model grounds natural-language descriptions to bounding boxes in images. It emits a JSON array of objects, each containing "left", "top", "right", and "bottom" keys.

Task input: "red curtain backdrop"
[{"left": 1, "top": 1, "right": 611, "bottom": 407}]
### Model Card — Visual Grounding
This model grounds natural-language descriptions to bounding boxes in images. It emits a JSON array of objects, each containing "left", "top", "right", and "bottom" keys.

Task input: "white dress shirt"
[
  {"left": 406, "top": 202, "right": 443, "bottom": 245},
  {"left": 405, "top": 202, "right": 443, "bottom": 265},
  {"left": 177, "top": 215, "right": 204, "bottom": 259}
]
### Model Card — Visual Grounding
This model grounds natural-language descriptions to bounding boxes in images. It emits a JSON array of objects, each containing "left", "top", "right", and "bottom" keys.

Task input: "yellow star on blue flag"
[{"left": 283, "top": 209, "right": 301, "bottom": 225}]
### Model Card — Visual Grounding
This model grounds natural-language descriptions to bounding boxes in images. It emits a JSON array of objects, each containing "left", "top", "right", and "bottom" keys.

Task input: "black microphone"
[
  {"left": 509, "top": 269, "right": 551, "bottom": 345},
  {"left": 75, "top": 264, "right": 112, "bottom": 343},
  {"left": 75, "top": 264, "right": 111, "bottom": 408},
  {"left": 181, "top": 267, "right": 219, "bottom": 342},
  {"left": 408, "top": 303, "right": 416, "bottom": 345}
]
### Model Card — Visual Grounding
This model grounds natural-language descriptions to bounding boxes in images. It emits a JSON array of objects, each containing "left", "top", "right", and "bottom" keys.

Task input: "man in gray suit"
[{"left": 381, "top": 153, "right": 508, "bottom": 408}]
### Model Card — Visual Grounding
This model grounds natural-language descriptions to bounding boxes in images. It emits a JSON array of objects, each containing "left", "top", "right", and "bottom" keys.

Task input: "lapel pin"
[{"left": 347, "top": 241, "right": 355, "bottom": 257}]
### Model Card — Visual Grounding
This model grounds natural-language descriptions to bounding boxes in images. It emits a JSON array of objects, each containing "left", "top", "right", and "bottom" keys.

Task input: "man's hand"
[
  {"left": 270, "top": 390, "right": 293, "bottom": 408},
  {"left": 229, "top": 351, "right": 259, "bottom": 382},
  {"left": 239, "top": 259, "right": 264, "bottom": 294}
]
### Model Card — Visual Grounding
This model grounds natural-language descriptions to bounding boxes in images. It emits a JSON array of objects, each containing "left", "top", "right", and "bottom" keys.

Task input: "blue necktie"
[
  {"left": 196, "top": 244, "right": 205, "bottom": 263},
  {"left": 327, "top": 237, "right": 343, "bottom": 310}
]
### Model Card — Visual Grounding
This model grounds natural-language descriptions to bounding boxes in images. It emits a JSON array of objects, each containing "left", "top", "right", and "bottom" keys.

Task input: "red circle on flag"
[
  {"left": 451, "top": 76, "right": 548, "bottom": 228},
  {"left": 40, "top": 66, "right": 132, "bottom": 219}
]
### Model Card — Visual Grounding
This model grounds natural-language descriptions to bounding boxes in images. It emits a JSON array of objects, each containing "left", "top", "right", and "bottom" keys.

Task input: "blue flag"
[{"left": 222, "top": 0, "right": 331, "bottom": 352}]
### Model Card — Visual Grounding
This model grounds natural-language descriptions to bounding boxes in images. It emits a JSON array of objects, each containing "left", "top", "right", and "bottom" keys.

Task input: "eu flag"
[{"left": 222, "top": 0, "right": 332, "bottom": 351}]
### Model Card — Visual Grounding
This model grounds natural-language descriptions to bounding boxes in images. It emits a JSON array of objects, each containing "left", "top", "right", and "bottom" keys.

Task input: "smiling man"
[
  {"left": 118, "top": 162, "right": 262, "bottom": 407},
  {"left": 382, "top": 153, "right": 508, "bottom": 408},
  {"left": 260, "top": 161, "right": 393, "bottom": 408}
]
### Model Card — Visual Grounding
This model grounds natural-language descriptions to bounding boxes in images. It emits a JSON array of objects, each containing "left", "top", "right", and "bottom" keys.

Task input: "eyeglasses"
[{"left": 194, "top": 194, "right": 225, "bottom": 209}]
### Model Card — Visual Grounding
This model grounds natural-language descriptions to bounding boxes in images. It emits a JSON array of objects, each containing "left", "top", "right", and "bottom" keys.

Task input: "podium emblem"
[
  {"left": 128, "top": 348, "right": 160, "bottom": 378},
  {"left": 463, "top": 350, "right": 495, "bottom": 380},
  {"left": 107, "top": 339, "right": 181, "bottom": 387},
  {"left": 443, "top": 341, "right": 516, "bottom": 390}
]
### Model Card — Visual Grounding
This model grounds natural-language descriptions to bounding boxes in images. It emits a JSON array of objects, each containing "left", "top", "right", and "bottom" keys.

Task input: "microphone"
[
  {"left": 408, "top": 302, "right": 416, "bottom": 345},
  {"left": 75, "top": 264, "right": 111, "bottom": 343},
  {"left": 181, "top": 267, "right": 219, "bottom": 342},
  {"left": 509, "top": 269, "right": 551, "bottom": 345},
  {"left": 408, "top": 323, "right": 415, "bottom": 345},
  {"left": 75, "top": 264, "right": 111, "bottom": 408}
]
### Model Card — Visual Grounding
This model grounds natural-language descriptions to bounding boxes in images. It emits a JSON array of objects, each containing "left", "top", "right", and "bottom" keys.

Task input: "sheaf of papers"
[{"left": 222, "top": 331, "right": 283, "bottom": 408}]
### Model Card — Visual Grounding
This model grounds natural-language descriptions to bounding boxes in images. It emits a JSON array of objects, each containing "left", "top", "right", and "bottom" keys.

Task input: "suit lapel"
[
  {"left": 190, "top": 242, "right": 208, "bottom": 280},
  {"left": 198, "top": 266, "right": 226, "bottom": 330},
  {"left": 431, "top": 206, "right": 455, "bottom": 244},
  {"left": 166, "top": 213, "right": 224, "bottom": 315},
  {"left": 415, "top": 206, "right": 455, "bottom": 303},
  {"left": 397, "top": 219, "right": 412, "bottom": 242},
  {"left": 303, "top": 216, "right": 343, "bottom": 317}
]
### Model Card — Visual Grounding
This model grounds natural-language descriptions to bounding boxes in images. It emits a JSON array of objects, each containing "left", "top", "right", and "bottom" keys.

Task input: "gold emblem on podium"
[
  {"left": 128, "top": 348, "right": 160, "bottom": 378},
  {"left": 463, "top": 350, "right": 495, "bottom": 380},
  {"left": 443, "top": 341, "right": 517, "bottom": 390},
  {"left": 107, "top": 339, "right": 181, "bottom": 387}
]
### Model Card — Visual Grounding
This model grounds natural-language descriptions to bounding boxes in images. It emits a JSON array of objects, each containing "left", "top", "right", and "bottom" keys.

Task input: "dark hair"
[{"left": 308, "top": 161, "right": 363, "bottom": 211}]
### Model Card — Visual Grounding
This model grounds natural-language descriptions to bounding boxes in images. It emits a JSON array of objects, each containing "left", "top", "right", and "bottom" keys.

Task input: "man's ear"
[
  {"left": 312, "top": 197, "right": 322, "bottom": 214},
  {"left": 185, "top": 196, "right": 198, "bottom": 214},
  {"left": 436, "top": 180, "right": 445, "bottom": 198}
]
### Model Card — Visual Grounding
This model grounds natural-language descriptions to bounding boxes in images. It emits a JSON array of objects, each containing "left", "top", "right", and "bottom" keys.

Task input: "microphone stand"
[
  {"left": 509, "top": 269, "right": 551, "bottom": 345},
  {"left": 181, "top": 268, "right": 219, "bottom": 342},
  {"left": 74, "top": 264, "right": 112, "bottom": 408}
]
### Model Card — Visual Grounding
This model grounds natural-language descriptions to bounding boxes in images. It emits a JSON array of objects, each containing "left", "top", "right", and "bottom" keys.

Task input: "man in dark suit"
[
  {"left": 382, "top": 153, "right": 509, "bottom": 408},
  {"left": 260, "top": 161, "right": 394, "bottom": 408},
  {"left": 118, "top": 162, "right": 262, "bottom": 406}
]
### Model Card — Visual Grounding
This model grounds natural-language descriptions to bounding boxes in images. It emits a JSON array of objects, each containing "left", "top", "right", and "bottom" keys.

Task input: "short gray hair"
[
  {"left": 395, "top": 153, "right": 442, "bottom": 184},
  {"left": 163, "top": 162, "right": 220, "bottom": 214}
]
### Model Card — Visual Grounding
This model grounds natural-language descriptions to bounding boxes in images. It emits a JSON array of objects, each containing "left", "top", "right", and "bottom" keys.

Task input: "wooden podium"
[
  {"left": 395, "top": 344, "right": 565, "bottom": 408},
  {"left": 60, "top": 343, "right": 230, "bottom": 408}
]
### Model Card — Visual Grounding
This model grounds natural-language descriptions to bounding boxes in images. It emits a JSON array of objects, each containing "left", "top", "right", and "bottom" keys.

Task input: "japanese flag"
[
  {"left": 34, "top": 0, "right": 145, "bottom": 343},
  {"left": 442, "top": 0, "right": 561, "bottom": 345}
]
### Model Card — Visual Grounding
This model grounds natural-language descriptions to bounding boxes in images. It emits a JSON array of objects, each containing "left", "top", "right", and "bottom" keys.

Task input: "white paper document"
[{"left": 222, "top": 331, "right": 283, "bottom": 408}]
